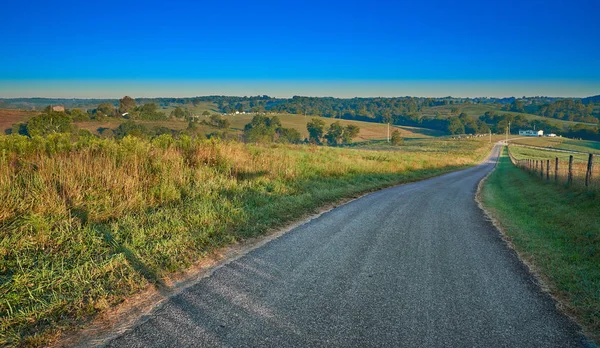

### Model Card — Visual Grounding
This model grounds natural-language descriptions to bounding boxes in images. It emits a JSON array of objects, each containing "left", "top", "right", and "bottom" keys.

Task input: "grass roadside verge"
[
  {"left": 480, "top": 147, "right": 600, "bottom": 343},
  {"left": 0, "top": 135, "right": 491, "bottom": 346}
]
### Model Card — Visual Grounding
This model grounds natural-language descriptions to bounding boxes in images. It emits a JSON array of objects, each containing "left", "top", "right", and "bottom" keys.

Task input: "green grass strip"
[{"left": 481, "top": 147, "right": 600, "bottom": 342}]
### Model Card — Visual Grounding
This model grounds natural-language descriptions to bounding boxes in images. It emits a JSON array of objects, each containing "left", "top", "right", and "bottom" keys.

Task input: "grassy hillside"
[
  {"left": 0, "top": 134, "right": 491, "bottom": 346},
  {"left": 161, "top": 101, "right": 218, "bottom": 116},
  {"left": 481, "top": 148, "right": 600, "bottom": 342}
]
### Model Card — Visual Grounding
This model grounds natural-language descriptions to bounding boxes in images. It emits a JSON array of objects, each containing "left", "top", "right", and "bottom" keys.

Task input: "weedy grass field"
[
  {"left": 0, "top": 134, "right": 491, "bottom": 346},
  {"left": 481, "top": 148, "right": 600, "bottom": 342}
]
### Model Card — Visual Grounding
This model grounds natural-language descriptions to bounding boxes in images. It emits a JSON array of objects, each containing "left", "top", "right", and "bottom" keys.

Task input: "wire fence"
[{"left": 508, "top": 145, "right": 598, "bottom": 192}]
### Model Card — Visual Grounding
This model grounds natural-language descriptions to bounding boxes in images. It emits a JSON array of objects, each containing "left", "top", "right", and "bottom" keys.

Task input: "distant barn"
[{"left": 51, "top": 105, "right": 65, "bottom": 112}]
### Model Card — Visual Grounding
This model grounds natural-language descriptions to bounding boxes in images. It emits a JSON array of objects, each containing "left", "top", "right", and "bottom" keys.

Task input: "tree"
[
  {"left": 26, "top": 111, "right": 73, "bottom": 136},
  {"left": 68, "top": 108, "right": 90, "bottom": 122},
  {"left": 202, "top": 110, "right": 211, "bottom": 116},
  {"left": 391, "top": 130, "right": 403, "bottom": 145},
  {"left": 325, "top": 121, "right": 344, "bottom": 145},
  {"left": 341, "top": 125, "right": 360, "bottom": 144},
  {"left": 306, "top": 118, "right": 325, "bottom": 144},
  {"left": 268, "top": 115, "right": 281, "bottom": 128},
  {"left": 243, "top": 115, "right": 276, "bottom": 143},
  {"left": 170, "top": 107, "right": 185, "bottom": 119},
  {"left": 276, "top": 127, "right": 302, "bottom": 144},
  {"left": 114, "top": 120, "right": 149, "bottom": 139},
  {"left": 137, "top": 103, "right": 167, "bottom": 120},
  {"left": 448, "top": 118, "right": 465, "bottom": 135},
  {"left": 119, "top": 96, "right": 136, "bottom": 114},
  {"left": 476, "top": 120, "right": 490, "bottom": 134},
  {"left": 209, "top": 114, "right": 230, "bottom": 129},
  {"left": 97, "top": 102, "right": 117, "bottom": 117}
]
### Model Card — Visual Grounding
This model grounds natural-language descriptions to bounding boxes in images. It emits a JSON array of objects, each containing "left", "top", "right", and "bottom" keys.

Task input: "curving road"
[{"left": 105, "top": 144, "right": 588, "bottom": 347}]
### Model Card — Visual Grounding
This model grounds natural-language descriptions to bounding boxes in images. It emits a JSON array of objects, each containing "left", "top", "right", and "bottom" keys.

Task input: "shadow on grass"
[
  {"left": 235, "top": 170, "right": 268, "bottom": 181},
  {"left": 93, "top": 224, "right": 168, "bottom": 294}
]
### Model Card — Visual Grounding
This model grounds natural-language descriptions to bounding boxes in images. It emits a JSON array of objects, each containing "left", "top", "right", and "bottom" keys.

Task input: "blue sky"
[{"left": 1, "top": 0, "right": 599, "bottom": 97}]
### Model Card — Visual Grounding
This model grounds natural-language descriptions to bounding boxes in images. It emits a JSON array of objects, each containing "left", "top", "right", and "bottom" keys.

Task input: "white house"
[{"left": 518, "top": 129, "right": 544, "bottom": 137}]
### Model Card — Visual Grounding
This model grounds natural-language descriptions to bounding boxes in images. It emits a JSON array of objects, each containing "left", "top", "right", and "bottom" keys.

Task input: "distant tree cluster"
[
  {"left": 480, "top": 111, "right": 560, "bottom": 134},
  {"left": 306, "top": 118, "right": 360, "bottom": 145},
  {"left": 501, "top": 99, "right": 599, "bottom": 124},
  {"left": 243, "top": 115, "right": 301, "bottom": 144},
  {"left": 447, "top": 113, "right": 490, "bottom": 135},
  {"left": 6, "top": 94, "right": 600, "bottom": 143},
  {"left": 535, "top": 100, "right": 597, "bottom": 123},
  {"left": 206, "top": 114, "right": 230, "bottom": 129}
]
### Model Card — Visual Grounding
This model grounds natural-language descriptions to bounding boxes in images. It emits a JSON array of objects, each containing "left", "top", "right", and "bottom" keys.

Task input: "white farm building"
[{"left": 518, "top": 129, "right": 544, "bottom": 137}]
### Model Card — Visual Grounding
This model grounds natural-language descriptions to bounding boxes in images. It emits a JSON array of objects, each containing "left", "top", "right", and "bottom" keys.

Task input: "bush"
[
  {"left": 26, "top": 111, "right": 74, "bottom": 136},
  {"left": 114, "top": 121, "right": 150, "bottom": 139},
  {"left": 391, "top": 130, "right": 403, "bottom": 145}
]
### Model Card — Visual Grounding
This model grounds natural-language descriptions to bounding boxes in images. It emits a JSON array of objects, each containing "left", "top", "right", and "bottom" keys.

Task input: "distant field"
[
  {"left": 3, "top": 106, "right": 444, "bottom": 142},
  {"left": 223, "top": 112, "right": 444, "bottom": 141},
  {"left": 421, "top": 104, "right": 586, "bottom": 129},
  {"left": 509, "top": 145, "right": 590, "bottom": 163},
  {"left": 0, "top": 109, "right": 39, "bottom": 134},
  {"left": 161, "top": 101, "right": 218, "bottom": 116},
  {"left": 510, "top": 137, "right": 600, "bottom": 155},
  {"left": 76, "top": 113, "right": 444, "bottom": 142}
]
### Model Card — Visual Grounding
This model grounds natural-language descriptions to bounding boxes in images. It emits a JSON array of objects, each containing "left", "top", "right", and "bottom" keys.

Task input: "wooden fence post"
[
  {"left": 585, "top": 154, "right": 594, "bottom": 187},
  {"left": 540, "top": 160, "right": 544, "bottom": 179},
  {"left": 568, "top": 155, "right": 573, "bottom": 185},
  {"left": 555, "top": 157, "right": 558, "bottom": 182},
  {"left": 546, "top": 159, "right": 550, "bottom": 180}
]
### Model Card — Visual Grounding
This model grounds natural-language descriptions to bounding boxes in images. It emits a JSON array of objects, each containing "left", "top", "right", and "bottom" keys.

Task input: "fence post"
[
  {"left": 568, "top": 155, "right": 573, "bottom": 185},
  {"left": 555, "top": 157, "right": 558, "bottom": 182},
  {"left": 546, "top": 159, "right": 550, "bottom": 180},
  {"left": 585, "top": 154, "right": 594, "bottom": 187},
  {"left": 540, "top": 160, "right": 544, "bottom": 179}
]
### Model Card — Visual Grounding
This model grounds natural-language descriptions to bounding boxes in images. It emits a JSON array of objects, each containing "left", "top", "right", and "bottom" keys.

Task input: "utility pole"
[
  {"left": 506, "top": 121, "right": 511, "bottom": 143},
  {"left": 387, "top": 122, "right": 390, "bottom": 143}
]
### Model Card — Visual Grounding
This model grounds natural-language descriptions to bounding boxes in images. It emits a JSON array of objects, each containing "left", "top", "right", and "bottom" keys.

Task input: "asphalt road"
[{"left": 106, "top": 144, "right": 588, "bottom": 347}]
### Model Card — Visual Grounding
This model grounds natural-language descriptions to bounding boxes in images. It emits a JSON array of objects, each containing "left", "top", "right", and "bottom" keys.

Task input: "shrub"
[{"left": 391, "top": 130, "right": 403, "bottom": 145}]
